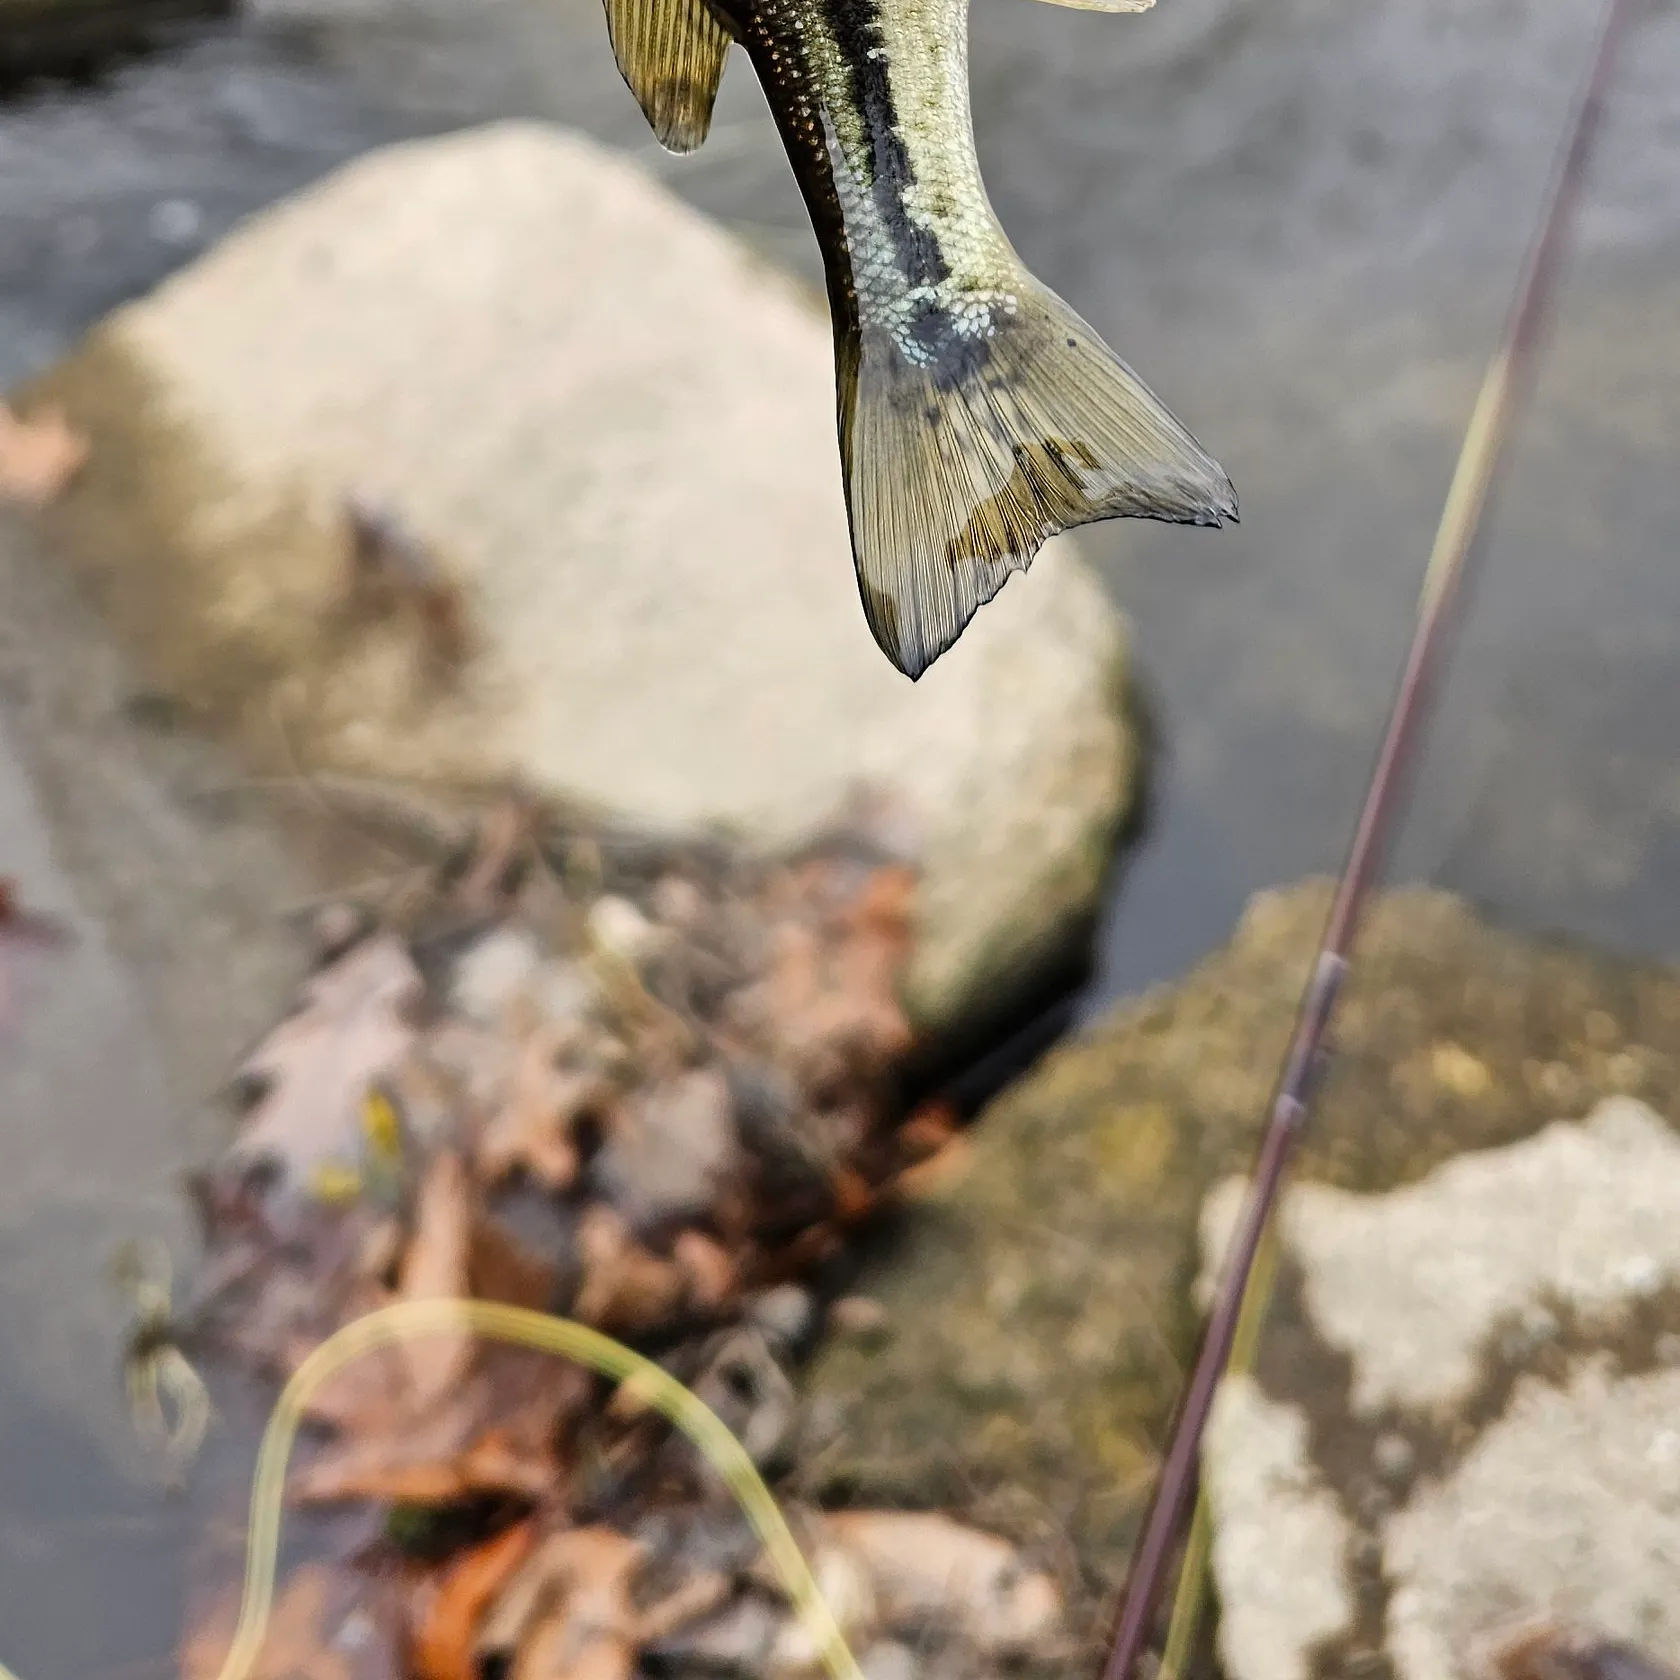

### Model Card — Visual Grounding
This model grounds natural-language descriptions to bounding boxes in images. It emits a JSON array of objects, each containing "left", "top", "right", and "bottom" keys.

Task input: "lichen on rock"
[{"left": 796, "top": 880, "right": 1680, "bottom": 1649}]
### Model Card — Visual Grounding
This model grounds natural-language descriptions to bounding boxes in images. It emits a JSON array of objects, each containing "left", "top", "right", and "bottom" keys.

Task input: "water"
[{"left": 1, "top": 0, "right": 1679, "bottom": 1669}]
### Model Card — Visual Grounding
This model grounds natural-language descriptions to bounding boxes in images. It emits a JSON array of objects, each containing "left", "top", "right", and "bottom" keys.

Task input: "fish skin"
[{"left": 608, "top": 0, "right": 1237, "bottom": 677}]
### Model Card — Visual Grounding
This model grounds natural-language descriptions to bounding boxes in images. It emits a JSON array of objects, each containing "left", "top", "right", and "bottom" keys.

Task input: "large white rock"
[
  {"left": 26, "top": 120, "right": 1136, "bottom": 1039},
  {"left": 1199, "top": 1099, "right": 1680, "bottom": 1680},
  {"left": 1204, "top": 1375, "right": 1357, "bottom": 1680}
]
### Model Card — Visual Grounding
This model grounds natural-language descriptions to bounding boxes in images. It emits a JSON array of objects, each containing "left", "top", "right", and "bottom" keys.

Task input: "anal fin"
[{"left": 602, "top": 0, "right": 732, "bottom": 155}]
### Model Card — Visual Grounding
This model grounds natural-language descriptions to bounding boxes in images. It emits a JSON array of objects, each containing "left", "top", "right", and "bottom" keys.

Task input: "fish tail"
[{"left": 839, "top": 276, "right": 1237, "bottom": 680}]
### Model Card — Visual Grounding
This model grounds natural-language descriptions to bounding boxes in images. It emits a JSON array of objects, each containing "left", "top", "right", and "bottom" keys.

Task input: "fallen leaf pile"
[{"left": 174, "top": 797, "right": 1059, "bottom": 1680}]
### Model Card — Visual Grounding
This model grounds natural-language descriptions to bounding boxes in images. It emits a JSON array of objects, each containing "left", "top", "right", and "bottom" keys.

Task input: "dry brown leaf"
[
  {"left": 181, "top": 1563, "right": 402, "bottom": 1680},
  {"left": 725, "top": 861, "right": 914, "bottom": 1099},
  {"left": 821, "top": 1512, "right": 1061, "bottom": 1656},
  {"left": 893, "top": 1134, "right": 973, "bottom": 1202},
  {"left": 478, "top": 1026, "right": 610, "bottom": 1192},
  {"left": 227, "top": 934, "right": 422, "bottom": 1216},
  {"left": 0, "top": 402, "right": 89, "bottom": 508},
  {"left": 479, "top": 1528, "right": 644, "bottom": 1680},
  {"left": 184, "top": 1190, "right": 395, "bottom": 1378},
  {"left": 411, "top": 1520, "right": 538, "bottom": 1680},
  {"left": 767, "top": 1538, "right": 877, "bottom": 1672},
  {"left": 296, "top": 1326, "right": 407, "bottom": 1436},
  {"left": 573, "top": 1206, "right": 689, "bottom": 1335},
  {"left": 425, "top": 1015, "right": 523, "bottom": 1114},
  {"left": 896, "top": 1100, "right": 959, "bottom": 1160},
  {"left": 774, "top": 1222, "right": 843, "bottom": 1276},
  {"left": 293, "top": 1341, "right": 583, "bottom": 1508},
  {"left": 293, "top": 1386, "right": 560, "bottom": 1506},
  {"left": 631, "top": 1571, "right": 733, "bottom": 1645},
  {"left": 671, "top": 1230, "right": 735, "bottom": 1310},
  {"left": 399, "top": 1151, "right": 476, "bottom": 1410},
  {"left": 761, "top": 922, "right": 821, "bottom": 1028},
  {"left": 516, "top": 1619, "right": 636, "bottom": 1680},
  {"left": 469, "top": 1210, "right": 560, "bottom": 1311}
]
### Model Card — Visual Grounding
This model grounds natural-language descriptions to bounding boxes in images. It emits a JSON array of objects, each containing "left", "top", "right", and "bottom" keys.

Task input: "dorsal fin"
[{"left": 602, "top": 0, "right": 732, "bottom": 155}]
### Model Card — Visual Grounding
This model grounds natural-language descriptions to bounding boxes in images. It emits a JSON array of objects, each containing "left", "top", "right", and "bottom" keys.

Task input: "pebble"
[
  {"left": 449, "top": 926, "right": 541, "bottom": 1024},
  {"left": 691, "top": 1329, "right": 798, "bottom": 1469},
  {"left": 749, "top": 1283, "right": 816, "bottom": 1352},
  {"left": 148, "top": 197, "right": 203, "bottom": 246},
  {"left": 861, "top": 1641, "right": 919, "bottom": 1680},
  {"left": 588, "top": 894, "right": 660, "bottom": 963}
]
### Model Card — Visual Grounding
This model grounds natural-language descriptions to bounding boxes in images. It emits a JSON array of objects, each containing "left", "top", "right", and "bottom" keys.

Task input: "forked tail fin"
[{"left": 840, "top": 278, "right": 1237, "bottom": 680}]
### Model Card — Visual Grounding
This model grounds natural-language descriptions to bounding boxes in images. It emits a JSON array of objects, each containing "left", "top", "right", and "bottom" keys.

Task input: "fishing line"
[
  {"left": 0, "top": 1301, "right": 865, "bottom": 1680},
  {"left": 1104, "top": 1, "right": 1640, "bottom": 1675}
]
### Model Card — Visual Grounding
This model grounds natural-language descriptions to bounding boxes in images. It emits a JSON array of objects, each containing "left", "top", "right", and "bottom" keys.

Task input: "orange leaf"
[
  {"left": 894, "top": 1135, "right": 973, "bottom": 1201},
  {"left": 830, "top": 1165, "right": 875, "bottom": 1225},
  {"left": 412, "top": 1520, "right": 537, "bottom": 1680},
  {"left": 898, "top": 1100, "right": 959, "bottom": 1160},
  {"left": 0, "top": 402, "right": 88, "bottom": 508}
]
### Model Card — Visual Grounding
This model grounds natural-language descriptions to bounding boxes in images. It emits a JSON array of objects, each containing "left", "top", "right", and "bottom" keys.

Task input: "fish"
[{"left": 598, "top": 0, "right": 1237, "bottom": 679}]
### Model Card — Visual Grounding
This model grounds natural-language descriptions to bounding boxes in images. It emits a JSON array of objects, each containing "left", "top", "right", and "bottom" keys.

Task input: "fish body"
[{"left": 600, "top": 0, "right": 1237, "bottom": 677}]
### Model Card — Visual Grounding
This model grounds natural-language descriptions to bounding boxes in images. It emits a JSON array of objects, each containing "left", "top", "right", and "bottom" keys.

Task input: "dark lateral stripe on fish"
[{"left": 826, "top": 0, "right": 952, "bottom": 293}]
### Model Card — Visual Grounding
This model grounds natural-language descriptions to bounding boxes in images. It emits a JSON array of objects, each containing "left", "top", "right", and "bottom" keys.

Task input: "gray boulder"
[{"left": 17, "top": 120, "right": 1137, "bottom": 1047}]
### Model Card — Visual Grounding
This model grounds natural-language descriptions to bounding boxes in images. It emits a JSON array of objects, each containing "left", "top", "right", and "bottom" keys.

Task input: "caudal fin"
[{"left": 840, "top": 278, "right": 1237, "bottom": 680}]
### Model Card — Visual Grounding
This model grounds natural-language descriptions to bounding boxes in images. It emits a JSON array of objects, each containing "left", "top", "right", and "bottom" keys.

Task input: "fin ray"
[
  {"left": 841, "top": 281, "right": 1236, "bottom": 680},
  {"left": 602, "top": 0, "right": 731, "bottom": 154}
]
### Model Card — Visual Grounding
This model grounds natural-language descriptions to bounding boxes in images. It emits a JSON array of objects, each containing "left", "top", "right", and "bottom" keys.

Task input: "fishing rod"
[{"left": 1099, "top": 0, "right": 1640, "bottom": 1674}]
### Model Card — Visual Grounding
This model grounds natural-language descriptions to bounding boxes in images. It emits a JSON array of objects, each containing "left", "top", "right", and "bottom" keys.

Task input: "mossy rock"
[{"left": 796, "top": 880, "right": 1680, "bottom": 1646}]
